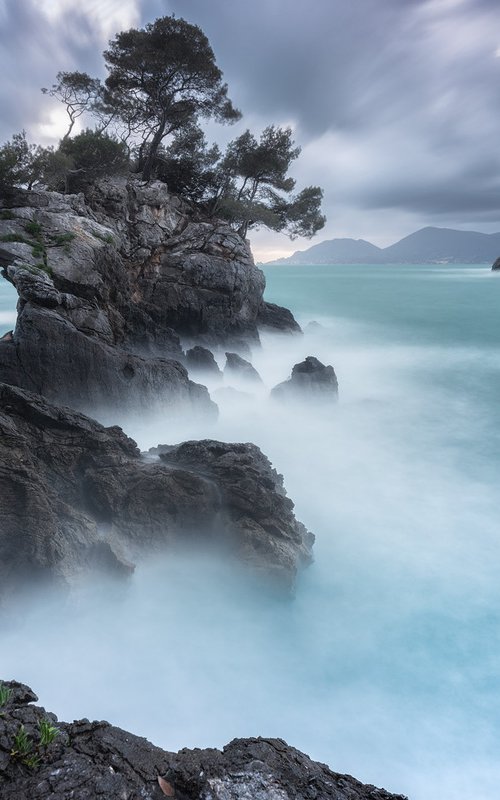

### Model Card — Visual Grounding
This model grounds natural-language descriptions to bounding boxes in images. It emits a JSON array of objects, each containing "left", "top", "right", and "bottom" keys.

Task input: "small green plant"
[
  {"left": 51, "top": 231, "right": 75, "bottom": 247},
  {"left": 94, "top": 230, "right": 114, "bottom": 245},
  {"left": 38, "top": 718, "right": 60, "bottom": 747},
  {"left": 0, "top": 681, "right": 11, "bottom": 707},
  {"left": 0, "top": 232, "right": 32, "bottom": 245},
  {"left": 0, "top": 209, "right": 15, "bottom": 220},
  {"left": 24, "top": 220, "right": 43, "bottom": 237},
  {"left": 11, "top": 724, "right": 33, "bottom": 760}
]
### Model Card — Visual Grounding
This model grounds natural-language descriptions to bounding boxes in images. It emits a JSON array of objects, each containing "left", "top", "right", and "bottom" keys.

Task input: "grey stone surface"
[
  {"left": 0, "top": 681, "right": 407, "bottom": 800},
  {"left": 224, "top": 351, "right": 263, "bottom": 383},
  {"left": 0, "top": 383, "right": 312, "bottom": 602}
]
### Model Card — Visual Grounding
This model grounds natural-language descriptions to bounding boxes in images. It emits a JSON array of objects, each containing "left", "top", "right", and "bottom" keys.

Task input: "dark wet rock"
[
  {"left": 184, "top": 345, "right": 222, "bottom": 378},
  {"left": 224, "top": 351, "right": 263, "bottom": 383},
  {"left": 271, "top": 356, "right": 339, "bottom": 402},
  {"left": 159, "top": 440, "right": 313, "bottom": 584},
  {"left": 0, "top": 179, "right": 272, "bottom": 413},
  {"left": 0, "top": 383, "right": 311, "bottom": 602},
  {"left": 257, "top": 300, "right": 302, "bottom": 333},
  {"left": 492, "top": 256, "right": 500, "bottom": 270},
  {"left": 0, "top": 680, "right": 407, "bottom": 800}
]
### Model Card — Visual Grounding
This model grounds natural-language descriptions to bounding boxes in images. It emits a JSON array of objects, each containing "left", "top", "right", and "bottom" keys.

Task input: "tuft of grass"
[
  {"left": 0, "top": 209, "right": 15, "bottom": 220},
  {"left": 38, "top": 718, "right": 59, "bottom": 747},
  {"left": 51, "top": 232, "right": 76, "bottom": 247},
  {"left": 0, "top": 681, "right": 11, "bottom": 707},
  {"left": 0, "top": 233, "right": 32, "bottom": 245},
  {"left": 94, "top": 230, "right": 114, "bottom": 245},
  {"left": 24, "top": 221, "right": 43, "bottom": 238}
]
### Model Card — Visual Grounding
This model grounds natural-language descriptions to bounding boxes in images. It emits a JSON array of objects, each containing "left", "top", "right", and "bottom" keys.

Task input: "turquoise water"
[
  {"left": 2, "top": 263, "right": 500, "bottom": 800},
  {"left": 0, "top": 276, "right": 17, "bottom": 336}
]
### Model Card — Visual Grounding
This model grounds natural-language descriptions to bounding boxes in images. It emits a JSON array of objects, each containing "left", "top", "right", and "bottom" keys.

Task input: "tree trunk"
[{"left": 142, "top": 119, "right": 167, "bottom": 181}]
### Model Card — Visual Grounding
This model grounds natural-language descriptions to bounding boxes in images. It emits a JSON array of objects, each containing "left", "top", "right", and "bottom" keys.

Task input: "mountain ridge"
[{"left": 267, "top": 226, "right": 500, "bottom": 264}]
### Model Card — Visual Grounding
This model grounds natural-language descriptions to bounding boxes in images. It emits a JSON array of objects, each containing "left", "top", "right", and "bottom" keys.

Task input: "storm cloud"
[{"left": 1, "top": 0, "right": 499, "bottom": 256}]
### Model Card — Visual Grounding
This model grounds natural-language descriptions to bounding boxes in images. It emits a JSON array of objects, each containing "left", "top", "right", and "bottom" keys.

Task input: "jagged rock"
[
  {"left": 0, "top": 680, "right": 407, "bottom": 800},
  {"left": 257, "top": 300, "right": 302, "bottom": 333},
  {"left": 304, "top": 320, "right": 324, "bottom": 333},
  {"left": 0, "top": 383, "right": 312, "bottom": 602},
  {"left": 0, "top": 178, "right": 285, "bottom": 413},
  {"left": 492, "top": 256, "right": 500, "bottom": 270},
  {"left": 184, "top": 345, "right": 222, "bottom": 378},
  {"left": 159, "top": 440, "right": 313, "bottom": 582},
  {"left": 271, "top": 356, "right": 339, "bottom": 402},
  {"left": 224, "top": 351, "right": 263, "bottom": 383}
]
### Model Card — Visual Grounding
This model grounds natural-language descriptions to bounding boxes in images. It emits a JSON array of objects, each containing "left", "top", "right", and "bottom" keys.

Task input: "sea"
[{"left": 1, "top": 263, "right": 500, "bottom": 800}]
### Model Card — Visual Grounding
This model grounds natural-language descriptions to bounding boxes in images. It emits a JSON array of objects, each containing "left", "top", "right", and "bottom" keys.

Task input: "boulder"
[
  {"left": 271, "top": 356, "right": 339, "bottom": 402},
  {"left": 0, "top": 680, "right": 408, "bottom": 800},
  {"left": 257, "top": 300, "right": 302, "bottom": 333},
  {"left": 492, "top": 256, "right": 500, "bottom": 271},
  {"left": 184, "top": 345, "right": 222, "bottom": 378},
  {"left": 0, "top": 382, "right": 312, "bottom": 602},
  {"left": 224, "top": 351, "right": 263, "bottom": 383}
]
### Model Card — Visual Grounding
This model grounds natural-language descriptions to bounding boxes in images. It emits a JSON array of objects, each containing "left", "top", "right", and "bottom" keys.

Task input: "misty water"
[{"left": 2, "top": 263, "right": 500, "bottom": 800}]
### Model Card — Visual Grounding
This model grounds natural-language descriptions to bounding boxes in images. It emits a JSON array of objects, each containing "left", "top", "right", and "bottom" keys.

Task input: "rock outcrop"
[
  {"left": 492, "top": 256, "right": 500, "bottom": 270},
  {"left": 0, "top": 382, "right": 312, "bottom": 602},
  {"left": 0, "top": 180, "right": 298, "bottom": 413},
  {"left": 224, "top": 351, "right": 263, "bottom": 383},
  {"left": 257, "top": 300, "right": 302, "bottom": 334},
  {"left": 271, "top": 356, "right": 339, "bottom": 402},
  {"left": 184, "top": 345, "right": 222, "bottom": 378},
  {"left": 0, "top": 680, "right": 407, "bottom": 800}
]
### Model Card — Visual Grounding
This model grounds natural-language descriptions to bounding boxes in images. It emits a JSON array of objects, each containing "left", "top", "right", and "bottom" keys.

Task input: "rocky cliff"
[
  {"left": 0, "top": 681, "right": 407, "bottom": 800},
  {"left": 0, "top": 179, "right": 298, "bottom": 415}
]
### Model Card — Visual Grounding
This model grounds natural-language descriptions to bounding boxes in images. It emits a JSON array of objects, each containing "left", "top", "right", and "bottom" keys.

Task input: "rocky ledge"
[
  {"left": 0, "top": 180, "right": 299, "bottom": 414},
  {"left": 0, "top": 382, "right": 313, "bottom": 603},
  {"left": 0, "top": 681, "right": 407, "bottom": 800}
]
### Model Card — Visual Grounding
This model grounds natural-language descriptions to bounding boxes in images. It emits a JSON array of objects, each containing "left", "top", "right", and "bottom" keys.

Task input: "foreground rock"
[
  {"left": 0, "top": 180, "right": 298, "bottom": 413},
  {"left": 492, "top": 256, "right": 500, "bottom": 270},
  {"left": 272, "top": 356, "right": 339, "bottom": 402},
  {"left": 0, "top": 681, "right": 407, "bottom": 800},
  {"left": 0, "top": 382, "right": 312, "bottom": 602}
]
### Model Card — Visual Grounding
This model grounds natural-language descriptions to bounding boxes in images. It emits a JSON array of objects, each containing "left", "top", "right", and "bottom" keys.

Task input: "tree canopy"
[
  {"left": 1, "top": 14, "right": 325, "bottom": 242},
  {"left": 101, "top": 15, "right": 241, "bottom": 179}
]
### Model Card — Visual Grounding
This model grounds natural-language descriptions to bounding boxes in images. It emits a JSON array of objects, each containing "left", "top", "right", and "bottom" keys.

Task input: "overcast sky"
[{"left": 1, "top": 0, "right": 500, "bottom": 260}]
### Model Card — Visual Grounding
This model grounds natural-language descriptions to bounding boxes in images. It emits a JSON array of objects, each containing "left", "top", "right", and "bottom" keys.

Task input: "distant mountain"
[{"left": 269, "top": 227, "right": 500, "bottom": 265}]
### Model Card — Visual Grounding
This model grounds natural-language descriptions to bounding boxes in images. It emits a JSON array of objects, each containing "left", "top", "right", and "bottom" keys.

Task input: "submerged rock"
[
  {"left": 492, "top": 256, "right": 500, "bottom": 270},
  {"left": 271, "top": 356, "right": 339, "bottom": 402},
  {"left": 224, "top": 351, "right": 263, "bottom": 383},
  {"left": 0, "top": 382, "right": 312, "bottom": 602},
  {"left": 0, "top": 680, "right": 408, "bottom": 800}
]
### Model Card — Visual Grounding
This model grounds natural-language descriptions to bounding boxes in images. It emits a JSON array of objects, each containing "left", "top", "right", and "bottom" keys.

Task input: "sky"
[{"left": 1, "top": 0, "right": 500, "bottom": 261}]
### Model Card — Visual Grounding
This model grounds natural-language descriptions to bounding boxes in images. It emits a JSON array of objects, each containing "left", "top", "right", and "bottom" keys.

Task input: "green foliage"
[
  {"left": 58, "top": 129, "right": 129, "bottom": 192},
  {"left": 102, "top": 15, "right": 240, "bottom": 179},
  {"left": 24, "top": 220, "right": 43, "bottom": 237},
  {"left": 0, "top": 131, "right": 48, "bottom": 191},
  {"left": 209, "top": 125, "right": 325, "bottom": 239},
  {"left": 152, "top": 125, "right": 221, "bottom": 202},
  {"left": 0, "top": 233, "right": 32, "bottom": 245},
  {"left": 51, "top": 232, "right": 76, "bottom": 246},
  {"left": 38, "top": 718, "right": 60, "bottom": 747},
  {"left": 0, "top": 209, "right": 15, "bottom": 220},
  {"left": 0, "top": 681, "right": 11, "bottom": 707},
  {"left": 10, "top": 719, "right": 59, "bottom": 770},
  {"left": 93, "top": 231, "right": 115, "bottom": 244}
]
